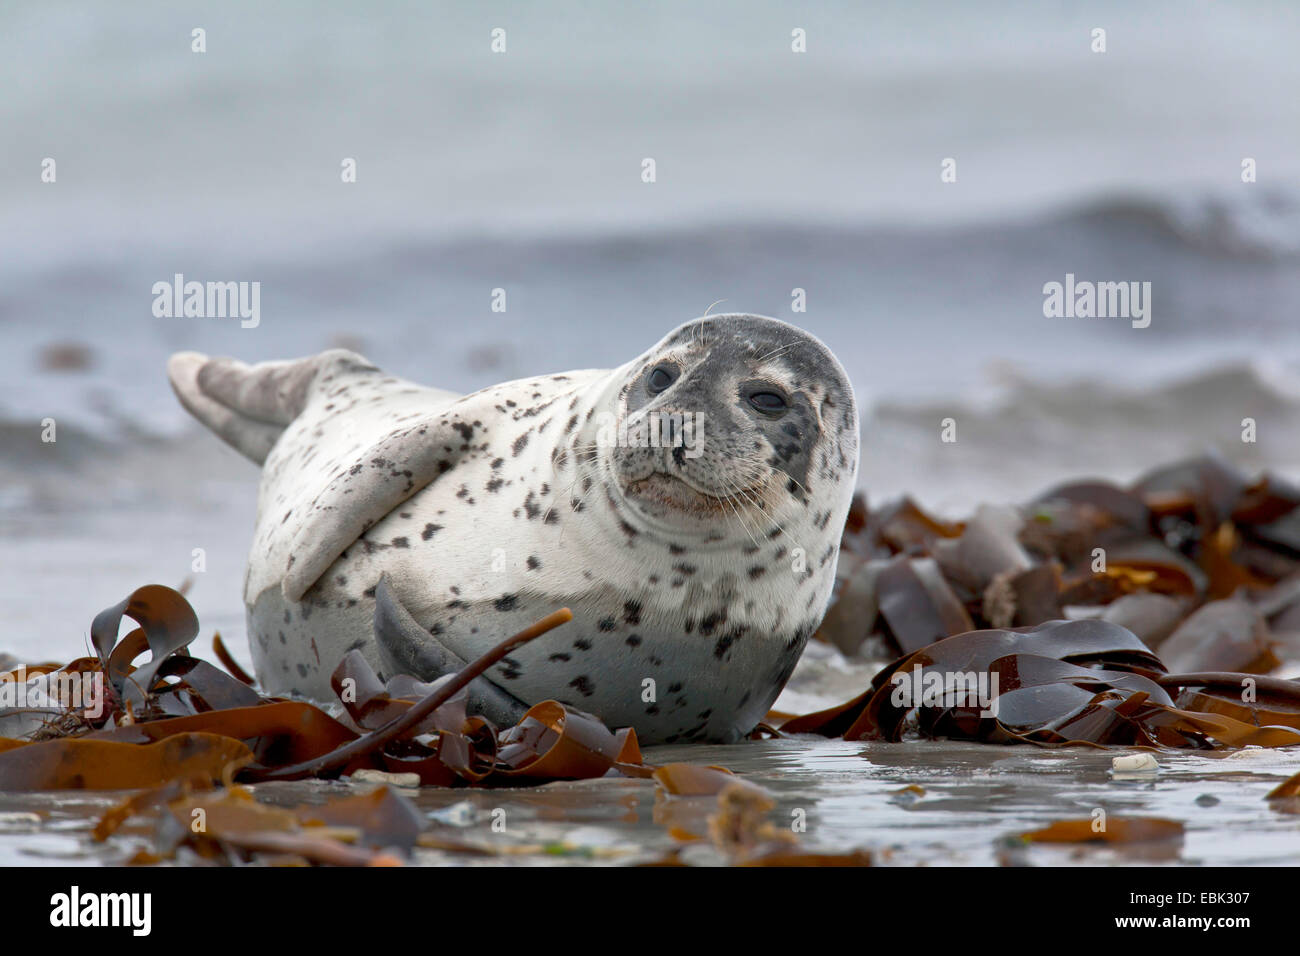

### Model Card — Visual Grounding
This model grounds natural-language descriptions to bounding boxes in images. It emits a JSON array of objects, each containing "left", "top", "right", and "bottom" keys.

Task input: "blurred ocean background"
[{"left": 2, "top": 0, "right": 1299, "bottom": 662}]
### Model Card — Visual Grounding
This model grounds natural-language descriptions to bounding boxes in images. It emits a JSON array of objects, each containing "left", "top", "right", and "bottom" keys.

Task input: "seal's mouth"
[{"left": 623, "top": 471, "right": 741, "bottom": 517}]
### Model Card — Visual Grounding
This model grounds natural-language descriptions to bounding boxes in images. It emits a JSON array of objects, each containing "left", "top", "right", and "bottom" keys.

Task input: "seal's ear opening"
[{"left": 372, "top": 575, "right": 529, "bottom": 726}]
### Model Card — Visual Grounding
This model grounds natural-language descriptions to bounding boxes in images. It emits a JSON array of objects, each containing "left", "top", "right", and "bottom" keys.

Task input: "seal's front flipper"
[
  {"left": 281, "top": 414, "right": 470, "bottom": 602},
  {"left": 372, "top": 576, "right": 529, "bottom": 728}
]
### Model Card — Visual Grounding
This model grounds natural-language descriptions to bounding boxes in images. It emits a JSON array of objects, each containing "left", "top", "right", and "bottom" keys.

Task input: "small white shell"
[
  {"left": 1111, "top": 752, "right": 1159, "bottom": 773},
  {"left": 347, "top": 769, "right": 421, "bottom": 788},
  {"left": 0, "top": 812, "right": 42, "bottom": 832}
]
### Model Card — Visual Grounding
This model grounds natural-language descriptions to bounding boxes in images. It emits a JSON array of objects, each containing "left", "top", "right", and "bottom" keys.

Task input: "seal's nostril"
[{"left": 672, "top": 446, "right": 686, "bottom": 467}]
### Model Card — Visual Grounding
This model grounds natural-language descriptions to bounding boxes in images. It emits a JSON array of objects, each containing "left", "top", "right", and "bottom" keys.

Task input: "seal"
[{"left": 167, "top": 313, "right": 859, "bottom": 743}]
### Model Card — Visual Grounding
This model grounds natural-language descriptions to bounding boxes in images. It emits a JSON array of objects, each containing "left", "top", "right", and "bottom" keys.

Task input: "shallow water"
[{"left": 1, "top": 738, "right": 1295, "bottom": 866}]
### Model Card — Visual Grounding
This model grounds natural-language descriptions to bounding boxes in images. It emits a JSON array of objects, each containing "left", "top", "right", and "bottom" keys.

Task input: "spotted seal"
[{"left": 167, "top": 313, "right": 858, "bottom": 743}]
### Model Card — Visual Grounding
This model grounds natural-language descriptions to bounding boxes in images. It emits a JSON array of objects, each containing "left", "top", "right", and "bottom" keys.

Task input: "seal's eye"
[
  {"left": 748, "top": 391, "right": 788, "bottom": 415},
  {"left": 647, "top": 365, "right": 677, "bottom": 394}
]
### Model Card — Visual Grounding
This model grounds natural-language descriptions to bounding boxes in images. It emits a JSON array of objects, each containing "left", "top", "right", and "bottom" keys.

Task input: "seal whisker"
[
  {"left": 725, "top": 460, "right": 798, "bottom": 541},
  {"left": 717, "top": 473, "right": 765, "bottom": 550},
  {"left": 737, "top": 451, "right": 813, "bottom": 502},
  {"left": 730, "top": 474, "right": 789, "bottom": 541},
  {"left": 757, "top": 340, "right": 800, "bottom": 364}
]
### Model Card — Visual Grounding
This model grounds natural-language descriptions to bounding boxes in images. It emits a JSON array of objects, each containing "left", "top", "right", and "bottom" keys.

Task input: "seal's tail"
[{"left": 166, "top": 349, "right": 375, "bottom": 464}]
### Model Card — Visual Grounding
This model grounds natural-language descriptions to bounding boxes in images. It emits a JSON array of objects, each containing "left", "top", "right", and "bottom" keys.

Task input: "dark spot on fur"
[
  {"left": 623, "top": 600, "right": 642, "bottom": 625},
  {"left": 698, "top": 611, "right": 726, "bottom": 636},
  {"left": 713, "top": 626, "right": 747, "bottom": 660},
  {"left": 569, "top": 675, "right": 595, "bottom": 697}
]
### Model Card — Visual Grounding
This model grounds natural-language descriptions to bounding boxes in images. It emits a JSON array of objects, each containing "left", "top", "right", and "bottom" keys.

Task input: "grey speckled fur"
[{"left": 168, "top": 314, "right": 859, "bottom": 743}]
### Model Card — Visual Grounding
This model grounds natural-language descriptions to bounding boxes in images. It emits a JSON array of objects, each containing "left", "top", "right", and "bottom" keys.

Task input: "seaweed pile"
[
  {"left": 0, "top": 585, "right": 647, "bottom": 789},
  {"left": 796, "top": 453, "right": 1300, "bottom": 747},
  {"left": 0, "top": 585, "right": 667, "bottom": 863}
]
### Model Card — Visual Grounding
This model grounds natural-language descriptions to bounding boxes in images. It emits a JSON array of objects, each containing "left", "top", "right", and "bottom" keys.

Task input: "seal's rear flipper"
[
  {"left": 167, "top": 352, "right": 284, "bottom": 464},
  {"left": 166, "top": 348, "right": 378, "bottom": 465},
  {"left": 373, "top": 575, "right": 530, "bottom": 728}
]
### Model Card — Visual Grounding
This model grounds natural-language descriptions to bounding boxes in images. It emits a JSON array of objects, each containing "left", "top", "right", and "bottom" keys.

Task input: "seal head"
[{"left": 609, "top": 314, "right": 852, "bottom": 535}]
